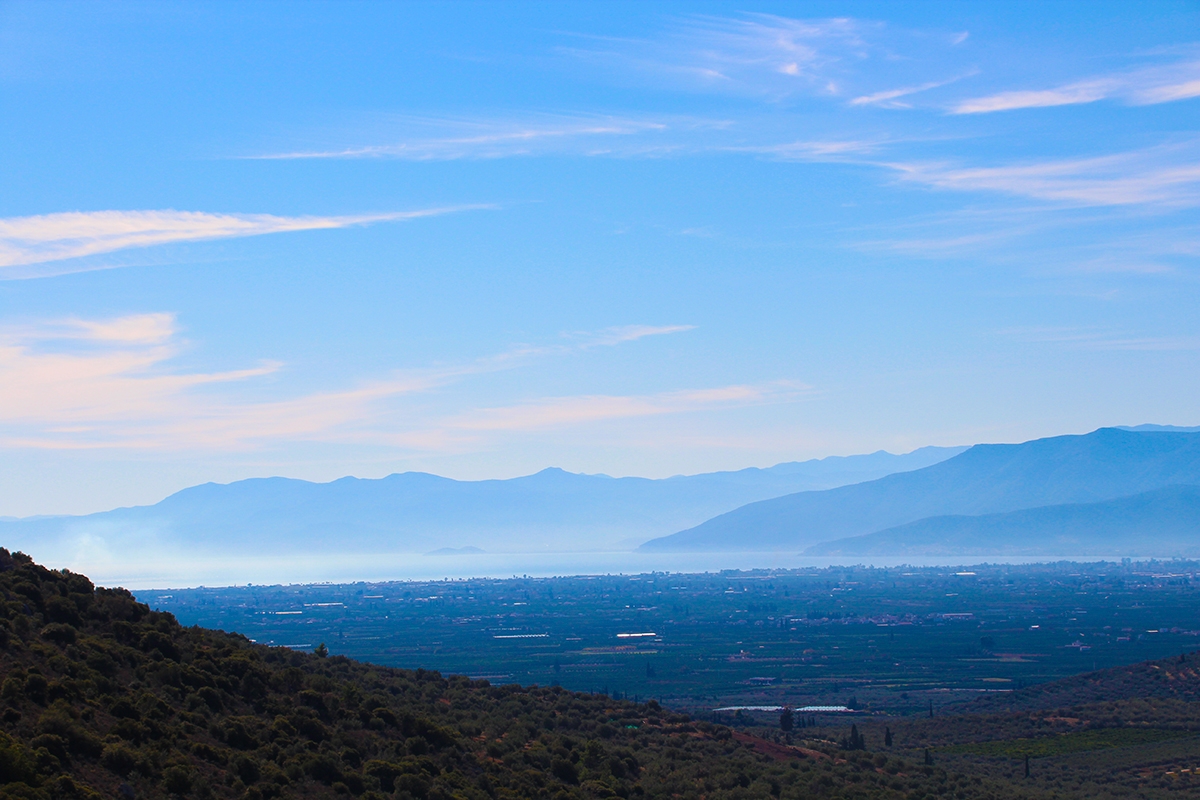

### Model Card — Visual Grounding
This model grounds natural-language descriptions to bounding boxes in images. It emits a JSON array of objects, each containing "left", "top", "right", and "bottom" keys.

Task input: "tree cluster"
[{"left": 0, "top": 551, "right": 1029, "bottom": 799}]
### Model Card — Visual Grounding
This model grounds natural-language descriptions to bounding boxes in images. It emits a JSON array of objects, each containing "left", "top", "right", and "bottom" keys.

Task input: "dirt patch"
[{"left": 732, "top": 731, "right": 829, "bottom": 761}]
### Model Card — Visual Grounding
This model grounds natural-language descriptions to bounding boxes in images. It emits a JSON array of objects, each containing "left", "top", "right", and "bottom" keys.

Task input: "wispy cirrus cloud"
[
  {"left": 738, "top": 138, "right": 882, "bottom": 160},
  {"left": 245, "top": 114, "right": 690, "bottom": 161},
  {"left": 847, "top": 200, "right": 1200, "bottom": 274},
  {"left": 744, "top": 131, "right": 1200, "bottom": 208},
  {"left": 0, "top": 314, "right": 281, "bottom": 445},
  {"left": 245, "top": 17, "right": 975, "bottom": 167},
  {"left": 954, "top": 80, "right": 1116, "bottom": 114},
  {"left": 0, "top": 206, "right": 482, "bottom": 276},
  {"left": 30, "top": 313, "right": 179, "bottom": 345},
  {"left": 849, "top": 72, "right": 976, "bottom": 109},
  {"left": 449, "top": 382, "right": 807, "bottom": 433},
  {"left": 0, "top": 314, "right": 707, "bottom": 452},
  {"left": 647, "top": 13, "right": 869, "bottom": 95},
  {"left": 578, "top": 324, "right": 696, "bottom": 347},
  {"left": 562, "top": 14, "right": 868, "bottom": 99},
  {"left": 881, "top": 142, "right": 1200, "bottom": 207},
  {"left": 251, "top": 109, "right": 899, "bottom": 167},
  {"left": 953, "top": 57, "right": 1200, "bottom": 113},
  {"left": 482, "top": 324, "right": 696, "bottom": 367},
  {"left": 563, "top": 13, "right": 973, "bottom": 107},
  {"left": 850, "top": 80, "right": 948, "bottom": 108}
]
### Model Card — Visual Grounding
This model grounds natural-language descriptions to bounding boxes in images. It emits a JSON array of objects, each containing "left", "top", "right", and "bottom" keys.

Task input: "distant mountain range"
[
  {"left": 10, "top": 427, "right": 1200, "bottom": 572},
  {"left": 0, "top": 446, "right": 961, "bottom": 568},
  {"left": 640, "top": 428, "right": 1200, "bottom": 555},
  {"left": 805, "top": 484, "right": 1200, "bottom": 557}
]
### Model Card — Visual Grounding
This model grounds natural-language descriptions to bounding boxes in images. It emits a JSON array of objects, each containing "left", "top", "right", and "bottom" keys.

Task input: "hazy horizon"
[
  {"left": 4, "top": 441, "right": 973, "bottom": 519},
  {"left": 4, "top": 2, "right": 1199, "bottom": 519},
  {"left": 0, "top": 426, "right": 1180, "bottom": 520}
]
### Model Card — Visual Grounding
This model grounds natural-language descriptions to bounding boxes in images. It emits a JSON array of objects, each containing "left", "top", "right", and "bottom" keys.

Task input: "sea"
[{"left": 55, "top": 550, "right": 1114, "bottom": 592}]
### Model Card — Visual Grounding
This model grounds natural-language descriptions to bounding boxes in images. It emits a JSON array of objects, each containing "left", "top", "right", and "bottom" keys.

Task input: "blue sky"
[{"left": 2, "top": 1, "right": 1199, "bottom": 516}]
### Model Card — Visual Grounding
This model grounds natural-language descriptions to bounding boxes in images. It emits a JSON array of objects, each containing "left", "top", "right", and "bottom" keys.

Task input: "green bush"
[
  {"left": 162, "top": 764, "right": 195, "bottom": 794},
  {"left": 0, "top": 733, "right": 38, "bottom": 785},
  {"left": 38, "top": 624, "right": 75, "bottom": 646},
  {"left": 100, "top": 744, "right": 138, "bottom": 777}
]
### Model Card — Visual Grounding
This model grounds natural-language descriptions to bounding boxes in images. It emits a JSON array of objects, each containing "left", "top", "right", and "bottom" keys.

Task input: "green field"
[{"left": 146, "top": 560, "right": 1200, "bottom": 718}]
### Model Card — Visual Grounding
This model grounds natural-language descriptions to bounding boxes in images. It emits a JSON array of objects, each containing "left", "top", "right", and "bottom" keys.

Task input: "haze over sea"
[
  {"left": 104, "top": 552, "right": 1111, "bottom": 593},
  {"left": 4, "top": 4, "right": 1200, "bottom": 600},
  {"left": 8, "top": 425, "right": 1196, "bottom": 589}
]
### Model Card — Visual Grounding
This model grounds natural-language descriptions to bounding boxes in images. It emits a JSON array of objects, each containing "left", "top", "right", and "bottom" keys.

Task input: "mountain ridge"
[
  {"left": 803, "top": 484, "right": 1200, "bottom": 557},
  {"left": 0, "top": 447, "right": 963, "bottom": 570},
  {"left": 640, "top": 428, "right": 1200, "bottom": 553}
]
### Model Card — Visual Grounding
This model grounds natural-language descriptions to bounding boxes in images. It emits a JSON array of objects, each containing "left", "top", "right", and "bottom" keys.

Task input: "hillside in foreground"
[
  {"left": 836, "top": 649, "right": 1200, "bottom": 800},
  {"left": 0, "top": 550, "right": 1021, "bottom": 800}
]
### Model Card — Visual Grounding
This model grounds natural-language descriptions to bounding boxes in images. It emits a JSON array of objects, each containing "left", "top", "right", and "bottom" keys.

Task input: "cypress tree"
[{"left": 842, "top": 724, "right": 865, "bottom": 751}]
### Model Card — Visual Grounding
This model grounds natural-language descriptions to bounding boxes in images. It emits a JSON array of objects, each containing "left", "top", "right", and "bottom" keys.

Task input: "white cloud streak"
[
  {"left": 566, "top": 13, "right": 1194, "bottom": 116},
  {"left": 953, "top": 58, "right": 1200, "bottom": 114},
  {"left": 845, "top": 201, "right": 1200, "bottom": 271},
  {"left": 882, "top": 144, "right": 1200, "bottom": 207},
  {"left": 0, "top": 207, "right": 481, "bottom": 273},
  {"left": 954, "top": 81, "right": 1116, "bottom": 114},
  {"left": 563, "top": 14, "right": 873, "bottom": 100},
  {"left": 565, "top": 13, "right": 983, "bottom": 111},
  {"left": 669, "top": 14, "right": 867, "bottom": 91},
  {"left": 246, "top": 114, "right": 682, "bottom": 161},
  {"left": 850, "top": 72, "right": 974, "bottom": 109},
  {"left": 0, "top": 314, "right": 710, "bottom": 452},
  {"left": 747, "top": 133, "right": 1200, "bottom": 208},
  {"left": 739, "top": 138, "right": 881, "bottom": 159},
  {"left": 474, "top": 325, "right": 696, "bottom": 367},
  {"left": 449, "top": 382, "right": 807, "bottom": 433},
  {"left": 0, "top": 314, "right": 280, "bottom": 442},
  {"left": 34, "top": 314, "right": 179, "bottom": 345},
  {"left": 579, "top": 324, "right": 696, "bottom": 347}
]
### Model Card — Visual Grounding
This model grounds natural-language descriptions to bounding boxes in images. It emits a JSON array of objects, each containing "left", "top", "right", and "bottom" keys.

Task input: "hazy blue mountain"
[
  {"left": 426, "top": 546, "right": 487, "bottom": 556},
  {"left": 805, "top": 484, "right": 1200, "bottom": 557},
  {"left": 640, "top": 428, "right": 1200, "bottom": 552},
  {"left": 0, "top": 446, "right": 962, "bottom": 566}
]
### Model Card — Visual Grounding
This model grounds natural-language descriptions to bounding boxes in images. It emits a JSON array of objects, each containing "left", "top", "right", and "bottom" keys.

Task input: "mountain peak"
[{"left": 641, "top": 426, "right": 1200, "bottom": 553}]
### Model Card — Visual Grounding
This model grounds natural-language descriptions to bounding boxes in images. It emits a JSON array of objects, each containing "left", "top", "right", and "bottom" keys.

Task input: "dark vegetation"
[
  {"left": 149, "top": 561, "right": 1200, "bottom": 717},
  {"left": 138, "top": 560, "right": 1200, "bottom": 797},
  {"left": 959, "top": 649, "right": 1200, "bottom": 712},
  {"left": 0, "top": 550, "right": 1038, "bottom": 799},
  {"left": 769, "top": 650, "right": 1200, "bottom": 799}
]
